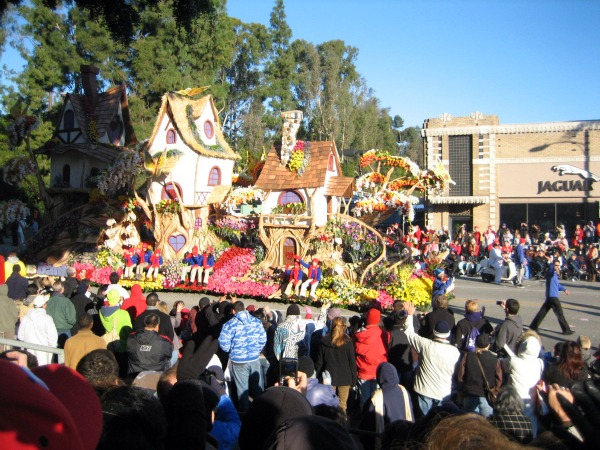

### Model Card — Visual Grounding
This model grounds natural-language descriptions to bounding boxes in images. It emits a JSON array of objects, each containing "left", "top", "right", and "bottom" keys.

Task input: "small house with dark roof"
[
  {"left": 254, "top": 111, "right": 354, "bottom": 266},
  {"left": 37, "top": 65, "right": 137, "bottom": 190},
  {"left": 145, "top": 92, "right": 240, "bottom": 209}
]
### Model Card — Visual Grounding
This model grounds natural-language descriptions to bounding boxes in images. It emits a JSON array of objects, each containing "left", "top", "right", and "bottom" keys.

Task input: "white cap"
[{"left": 33, "top": 295, "right": 47, "bottom": 308}]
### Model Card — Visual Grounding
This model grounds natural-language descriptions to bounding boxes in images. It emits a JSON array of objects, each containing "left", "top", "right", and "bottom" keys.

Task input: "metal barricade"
[{"left": 0, "top": 337, "right": 64, "bottom": 363}]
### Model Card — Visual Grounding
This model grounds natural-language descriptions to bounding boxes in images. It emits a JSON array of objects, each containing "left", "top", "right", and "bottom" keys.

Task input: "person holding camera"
[{"left": 493, "top": 299, "right": 523, "bottom": 356}]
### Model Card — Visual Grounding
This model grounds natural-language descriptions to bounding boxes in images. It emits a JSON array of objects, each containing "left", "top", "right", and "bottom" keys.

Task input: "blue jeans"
[
  {"left": 358, "top": 378, "right": 379, "bottom": 408},
  {"left": 463, "top": 395, "right": 493, "bottom": 418},
  {"left": 524, "top": 399, "right": 539, "bottom": 438},
  {"left": 231, "top": 359, "right": 264, "bottom": 413},
  {"left": 417, "top": 393, "right": 452, "bottom": 416}
]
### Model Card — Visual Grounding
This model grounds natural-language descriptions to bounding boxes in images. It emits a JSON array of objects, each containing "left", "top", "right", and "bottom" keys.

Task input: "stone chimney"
[
  {"left": 280, "top": 110, "right": 303, "bottom": 166},
  {"left": 80, "top": 65, "right": 99, "bottom": 108}
]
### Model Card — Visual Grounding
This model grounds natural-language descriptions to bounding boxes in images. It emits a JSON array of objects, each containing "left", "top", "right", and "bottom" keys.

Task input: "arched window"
[
  {"left": 208, "top": 166, "right": 221, "bottom": 186},
  {"left": 62, "top": 164, "right": 71, "bottom": 186},
  {"left": 278, "top": 190, "right": 304, "bottom": 206},
  {"left": 204, "top": 120, "right": 214, "bottom": 139},
  {"left": 162, "top": 182, "right": 183, "bottom": 202},
  {"left": 327, "top": 153, "right": 335, "bottom": 171},
  {"left": 64, "top": 110, "right": 75, "bottom": 130},
  {"left": 166, "top": 129, "right": 177, "bottom": 144},
  {"left": 108, "top": 116, "right": 123, "bottom": 145}
]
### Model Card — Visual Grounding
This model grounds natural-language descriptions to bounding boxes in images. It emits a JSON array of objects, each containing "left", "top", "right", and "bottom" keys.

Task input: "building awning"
[{"left": 427, "top": 195, "right": 489, "bottom": 205}]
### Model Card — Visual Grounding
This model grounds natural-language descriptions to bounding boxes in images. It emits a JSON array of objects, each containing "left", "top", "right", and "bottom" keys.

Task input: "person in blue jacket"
[
  {"left": 299, "top": 257, "right": 322, "bottom": 300},
  {"left": 529, "top": 258, "right": 574, "bottom": 335},
  {"left": 432, "top": 268, "right": 454, "bottom": 300}
]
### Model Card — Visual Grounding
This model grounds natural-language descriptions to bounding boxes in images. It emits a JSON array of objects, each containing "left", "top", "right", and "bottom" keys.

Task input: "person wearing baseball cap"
[{"left": 401, "top": 302, "right": 461, "bottom": 416}]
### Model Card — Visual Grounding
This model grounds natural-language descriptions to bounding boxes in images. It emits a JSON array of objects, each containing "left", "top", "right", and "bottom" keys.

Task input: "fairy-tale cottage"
[
  {"left": 37, "top": 65, "right": 137, "bottom": 212},
  {"left": 144, "top": 91, "right": 240, "bottom": 259},
  {"left": 254, "top": 111, "right": 354, "bottom": 267}
]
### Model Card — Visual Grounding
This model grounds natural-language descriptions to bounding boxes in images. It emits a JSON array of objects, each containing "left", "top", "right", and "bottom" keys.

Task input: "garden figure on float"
[
  {"left": 432, "top": 268, "right": 454, "bottom": 300},
  {"left": 283, "top": 256, "right": 305, "bottom": 299},
  {"left": 123, "top": 248, "right": 138, "bottom": 279},
  {"left": 299, "top": 258, "right": 322, "bottom": 301},
  {"left": 146, "top": 249, "right": 163, "bottom": 282},
  {"left": 182, "top": 246, "right": 202, "bottom": 285},
  {"left": 135, "top": 243, "right": 151, "bottom": 279},
  {"left": 197, "top": 246, "right": 215, "bottom": 286}
]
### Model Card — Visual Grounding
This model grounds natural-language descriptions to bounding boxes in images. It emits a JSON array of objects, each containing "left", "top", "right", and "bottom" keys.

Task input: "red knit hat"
[
  {"left": 32, "top": 364, "right": 103, "bottom": 450},
  {"left": 0, "top": 361, "right": 93, "bottom": 450},
  {"left": 366, "top": 308, "right": 381, "bottom": 326}
]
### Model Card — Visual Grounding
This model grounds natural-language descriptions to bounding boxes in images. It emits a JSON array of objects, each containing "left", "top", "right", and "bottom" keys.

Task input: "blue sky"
[
  {"left": 228, "top": 0, "right": 600, "bottom": 127},
  {"left": 1, "top": 1, "right": 598, "bottom": 128}
]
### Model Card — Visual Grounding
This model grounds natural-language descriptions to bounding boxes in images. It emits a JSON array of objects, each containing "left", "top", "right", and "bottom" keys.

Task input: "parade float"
[{"left": 9, "top": 66, "right": 453, "bottom": 311}]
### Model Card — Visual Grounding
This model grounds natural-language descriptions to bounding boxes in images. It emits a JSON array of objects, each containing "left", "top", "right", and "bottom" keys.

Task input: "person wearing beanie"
[
  {"left": 387, "top": 309, "right": 415, "bottom": 387},
  {"left": 274, "top": 304, "right": 306, "bottom": 360},
  {"left": 432, "top": 268, "right": 454, "bottom": 300},
  {"left": 402, "top": 302, "right": 461, "bottom": 417},
  {"left": 298, "top": 257, "right": 322, "bottom": 301},
  {"left": 353, "top": 308, "right": 389, "bottom": 408},
  {"left": 17, "top": 295, "right": 58, "bottom": 365},
  {"left": 458, "top": 333, "right": 501, "bottom": 418}
]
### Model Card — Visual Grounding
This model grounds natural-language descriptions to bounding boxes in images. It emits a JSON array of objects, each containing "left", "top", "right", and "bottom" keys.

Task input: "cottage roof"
[
  {"left": 255, "top": 141, "right": 346, "bottom": 191},
  {"left": 323, "top": 176, "right": 354, "bottom": 198},
  {"left": 37, "top": 83, "right": 137, "bottom": 162},
  {"left": 147, "top": 93, "right": 239, "bottom": 161}
]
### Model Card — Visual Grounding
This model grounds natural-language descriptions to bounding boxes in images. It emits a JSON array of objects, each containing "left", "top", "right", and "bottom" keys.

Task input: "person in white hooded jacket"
[
  {"left": 17, "top": 295, "right": 58, "bottom": 365},
  {"left": 500, "top": 332, "right": 544, "bottom": 438}
]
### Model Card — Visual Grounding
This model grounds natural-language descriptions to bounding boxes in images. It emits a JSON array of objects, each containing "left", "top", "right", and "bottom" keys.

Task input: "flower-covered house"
[
  {"left": 254, "top": 111, "right": 354, "bottom": 267},
  {"left": 143, "top": 91, "right": 240, "bottom": 260}
]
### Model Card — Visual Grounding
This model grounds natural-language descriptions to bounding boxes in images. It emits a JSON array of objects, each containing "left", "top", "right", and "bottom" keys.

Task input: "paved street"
[
  {"left": 154, "top": 272, "right": 600, "bottom": 354},
  {"left": 448, "top": 275, "right": 600, "bottom": 354}
]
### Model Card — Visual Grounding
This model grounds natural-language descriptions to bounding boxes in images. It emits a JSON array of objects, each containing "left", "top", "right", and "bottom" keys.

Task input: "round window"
[{"left": 204, "top": 120, "right": 214, "bottom": 139}]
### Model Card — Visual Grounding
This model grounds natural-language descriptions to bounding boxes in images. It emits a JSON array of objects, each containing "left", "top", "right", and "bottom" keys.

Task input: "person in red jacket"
[
  {"left": 120, "top": 284, "right": 147, "bottom": 321},
  {"left": 354, "top": 308, "right": 389, "bottom": 407}
]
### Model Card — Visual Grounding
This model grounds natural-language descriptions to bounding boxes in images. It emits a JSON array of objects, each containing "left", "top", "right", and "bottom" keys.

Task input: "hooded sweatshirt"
[
  {"left": 354, "top": 325, "right": 389, "bottom": 380},
  {"left": 502, "top": 336, "right": 544, "bottom": 399},
  {"left": 120, "top": 284, "right": 147, "bottom": 320},
  {"left": 218, "top": 310, "right": 266, "bottom": 363}
]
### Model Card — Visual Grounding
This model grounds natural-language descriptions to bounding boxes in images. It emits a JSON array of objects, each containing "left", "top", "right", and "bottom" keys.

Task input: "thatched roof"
[{"left": 147, "top": 93, "right": 239, "bottom": 161}]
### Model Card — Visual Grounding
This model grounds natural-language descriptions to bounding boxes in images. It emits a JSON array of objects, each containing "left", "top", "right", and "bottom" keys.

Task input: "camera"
[
  {"left": 279, "top": 358, "right": 298, "bottom": 385},
  {"left": 496, "top": 301, "right": 503, "bottom": 306}
]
